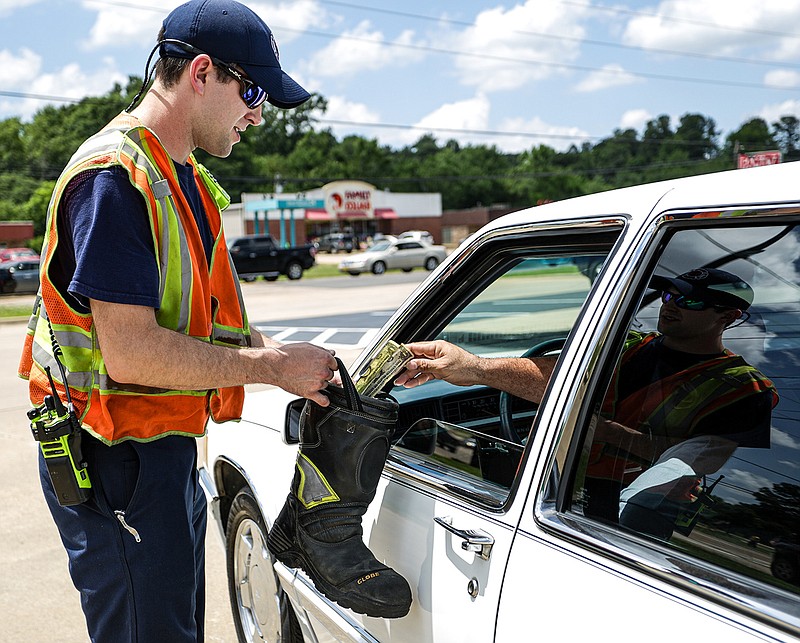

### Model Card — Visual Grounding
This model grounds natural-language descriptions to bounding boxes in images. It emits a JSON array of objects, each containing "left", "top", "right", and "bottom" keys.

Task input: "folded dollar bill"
[{"left": 356, "top": 341, "right": 414, "bottom": 397}]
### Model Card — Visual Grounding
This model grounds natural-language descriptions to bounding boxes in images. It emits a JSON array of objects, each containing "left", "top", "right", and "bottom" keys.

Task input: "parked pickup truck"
[{"left": 227, "top": 234, "right": 316, "bottom": 281}]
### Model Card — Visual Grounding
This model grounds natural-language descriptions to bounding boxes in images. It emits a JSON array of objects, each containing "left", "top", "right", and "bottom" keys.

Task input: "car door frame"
[
  {"left": 498, "top": 204, "right": 800, "bottom": 641},
  {"left": 275, "top": 217, "right": 628, "bottom": 641}
]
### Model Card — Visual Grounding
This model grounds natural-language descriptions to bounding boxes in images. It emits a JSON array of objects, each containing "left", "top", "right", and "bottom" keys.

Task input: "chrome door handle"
[{"left": 434, "top": 516, "right": 494, "bottom": 560}]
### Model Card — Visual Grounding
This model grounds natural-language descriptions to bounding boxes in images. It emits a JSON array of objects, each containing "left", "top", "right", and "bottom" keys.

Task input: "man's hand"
[
  {"left": 394, "top": 340, "right": 480, "bottom": 388},
  {"left": 261, "top": 342, "right": 339, "bottom": 406}
]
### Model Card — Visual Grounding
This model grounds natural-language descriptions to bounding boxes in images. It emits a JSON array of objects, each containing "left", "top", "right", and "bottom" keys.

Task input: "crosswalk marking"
[{"left": 254, "top": 325, "right": 381, "bottom": 350}]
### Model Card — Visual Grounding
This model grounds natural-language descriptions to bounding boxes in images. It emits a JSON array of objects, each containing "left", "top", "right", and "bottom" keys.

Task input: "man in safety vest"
[
  {"left": 395, "top": 267, "right": 777, "bottom": 539},
  {"left": 18, "top": 2, "right": 338, "bottom": 641}
]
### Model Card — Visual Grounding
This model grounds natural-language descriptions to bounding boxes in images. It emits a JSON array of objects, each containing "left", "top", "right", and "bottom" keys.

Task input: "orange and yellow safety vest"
[{"left": 19, "top": 113, "right": 250, "bottom": 444}]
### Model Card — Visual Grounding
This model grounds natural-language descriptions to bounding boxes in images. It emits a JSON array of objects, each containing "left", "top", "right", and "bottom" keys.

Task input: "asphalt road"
[{"left": 0, "top": 271, "right": 424, "bottom": 643}]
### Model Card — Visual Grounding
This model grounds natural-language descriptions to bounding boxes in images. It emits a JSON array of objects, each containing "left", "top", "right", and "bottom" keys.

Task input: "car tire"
[
  {"left": 226, "top": 489, "right": 303, "bottom": 643},
  {"left": 424, "top": 257, "right": 439, "bottom": 271},
  {"left": 348, "top": 271, "right": 361, "bottom": 276},
  {"left": 242, "top": 276, "right": 257, "bottom": 283},
  {"left": 401, "top": 268, "right": 413, "bottom": 273},
  {"left": 286, "top": 262, "right": 303, "bottom": 280},
  {"left": 372, "top": 261, "right": 386, "bottom": 275},
  {"left": 265, "top": 275, "right": 279, "bottom": 282}
]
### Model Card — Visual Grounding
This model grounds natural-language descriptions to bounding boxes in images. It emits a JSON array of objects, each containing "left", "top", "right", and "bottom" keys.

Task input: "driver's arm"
[{"left": 395, "top": 340, "right": 557, "bottom": 403}]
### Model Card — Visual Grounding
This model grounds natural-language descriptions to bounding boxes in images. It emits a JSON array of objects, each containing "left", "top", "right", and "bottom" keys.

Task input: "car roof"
[{"left": 488, "top": 162, "right": 800, "bottom": 233}]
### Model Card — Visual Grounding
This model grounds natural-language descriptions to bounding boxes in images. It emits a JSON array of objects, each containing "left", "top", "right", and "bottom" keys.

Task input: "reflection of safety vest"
[
  {"left": 588, "top": 332, "right": 778, "bottom": 483},
  {"left": 18, "top": 114, "right": 250, "bottom": 445}
]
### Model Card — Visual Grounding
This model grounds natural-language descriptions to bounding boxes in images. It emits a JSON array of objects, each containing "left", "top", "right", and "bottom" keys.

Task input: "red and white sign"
[
  {"left": 323, "top": 180, "right": 375, "bottom": 218},
  {"left": 737, "top": 151, "right": 782, "bottom": 169}
]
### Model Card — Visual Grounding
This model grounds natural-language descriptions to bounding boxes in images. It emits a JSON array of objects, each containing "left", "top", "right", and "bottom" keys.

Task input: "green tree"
[{"left": 771, "top": 115, "right": 800, "bottom": 161}]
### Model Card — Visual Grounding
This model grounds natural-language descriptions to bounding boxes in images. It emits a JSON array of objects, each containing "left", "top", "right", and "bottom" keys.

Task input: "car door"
[
  {"left": 331, "top": 223, "right": 622, "bottom": 641},
  {"left": 497, "top": 211, "right": 800, "bottom": 640},
  {"left": 391, "top": 241, "right": 423, "bottom": 270}
]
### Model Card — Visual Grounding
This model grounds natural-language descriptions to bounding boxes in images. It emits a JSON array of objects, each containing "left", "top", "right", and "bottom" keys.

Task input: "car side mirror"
[{"left": 284, "top": 398, "right": 305, "bottom": 444}]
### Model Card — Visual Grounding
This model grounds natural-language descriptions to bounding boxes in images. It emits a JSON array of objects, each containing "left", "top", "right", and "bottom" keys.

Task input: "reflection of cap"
[
  {"left": 650, "top": 268, "right": 754, "bottom": 310},
  {"left": 161, "top": 0, "right": 310, "bottom": 109}
]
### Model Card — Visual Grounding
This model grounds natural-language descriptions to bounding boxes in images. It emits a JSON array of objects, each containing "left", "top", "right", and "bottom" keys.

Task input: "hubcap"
[{"left": 233, "top": 517, "right": 283, "bottom": 642}]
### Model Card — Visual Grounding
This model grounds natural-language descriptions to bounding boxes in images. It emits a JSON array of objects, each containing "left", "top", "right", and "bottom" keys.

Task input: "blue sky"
[{"left": 2, "top": 0, "right": 800, "bottom": 153}]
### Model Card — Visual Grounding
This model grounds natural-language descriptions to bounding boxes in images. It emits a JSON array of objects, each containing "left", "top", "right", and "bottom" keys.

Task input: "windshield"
[{"left": 368, "top": 240, "right": 392, "bottom": 252}]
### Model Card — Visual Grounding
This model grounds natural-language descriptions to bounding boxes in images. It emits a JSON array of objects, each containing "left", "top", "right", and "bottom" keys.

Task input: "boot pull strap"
[{"left": 335, "top": 357, "right": 363, "bottom": 412}]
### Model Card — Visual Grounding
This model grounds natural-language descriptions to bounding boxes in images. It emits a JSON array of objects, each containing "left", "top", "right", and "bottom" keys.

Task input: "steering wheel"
[{"left": 498, "top": 337, "right": 566, "bottom": 444}]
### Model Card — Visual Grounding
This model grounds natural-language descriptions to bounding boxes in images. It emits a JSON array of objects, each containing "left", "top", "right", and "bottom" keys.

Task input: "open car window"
[{"left": 386, "top": 232, "right": 618, "bottom": 505}]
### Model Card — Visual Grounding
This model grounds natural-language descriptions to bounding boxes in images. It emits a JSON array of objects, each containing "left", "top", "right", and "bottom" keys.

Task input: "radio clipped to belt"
[{"left": 28, "top": 322, "right": 91, "bottom": 506}]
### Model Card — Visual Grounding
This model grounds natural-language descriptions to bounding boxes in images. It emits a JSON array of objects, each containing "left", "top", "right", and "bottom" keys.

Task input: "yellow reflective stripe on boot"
[{"left": 296, "top": 452, "right": 340, "bottom": 509}]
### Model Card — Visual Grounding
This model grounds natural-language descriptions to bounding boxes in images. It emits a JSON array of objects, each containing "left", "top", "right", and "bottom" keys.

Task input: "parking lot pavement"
[{"left": 0, "top": 277, "right": 420, "bottom": 642}]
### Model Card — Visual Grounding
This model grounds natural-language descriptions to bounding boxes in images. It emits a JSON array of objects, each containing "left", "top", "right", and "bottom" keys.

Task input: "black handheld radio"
[{"left": 28, "top": 364, "right": 91, "bottom": 506}]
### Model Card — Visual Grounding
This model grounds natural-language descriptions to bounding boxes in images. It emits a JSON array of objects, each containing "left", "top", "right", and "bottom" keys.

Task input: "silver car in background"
[{"left": 338, "top": 237, "right": 447, "bottom": 275}]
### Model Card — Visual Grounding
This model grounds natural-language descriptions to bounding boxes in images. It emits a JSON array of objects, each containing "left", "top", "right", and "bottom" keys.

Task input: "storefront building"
[{"left": 241, "top": 181, "right": 442, "bottom": 247}]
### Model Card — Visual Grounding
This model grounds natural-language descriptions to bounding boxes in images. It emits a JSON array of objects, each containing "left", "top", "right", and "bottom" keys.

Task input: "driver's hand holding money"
[{"left": 394, "top": 341, "right": 481, "bottom": 388}]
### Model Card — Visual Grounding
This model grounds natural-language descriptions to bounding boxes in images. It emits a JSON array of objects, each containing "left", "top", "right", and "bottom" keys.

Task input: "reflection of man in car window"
[
  {"left": 583, "top": 268, "right": 777, "bottom": 538},
  {"left": 397, "top": 268, "right": 778, "bottom": 539}
]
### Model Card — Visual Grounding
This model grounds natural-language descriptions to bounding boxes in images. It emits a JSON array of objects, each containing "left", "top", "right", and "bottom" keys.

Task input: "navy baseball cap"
[
  {"left": 650, "top": 268, "right": 754, "bottom": 310},
  {"left": 161, "top": 0, "right": 310, "bottom": 109}
]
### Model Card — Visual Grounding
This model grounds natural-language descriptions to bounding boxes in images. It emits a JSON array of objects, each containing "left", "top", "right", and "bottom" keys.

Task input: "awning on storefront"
[
  {"left": 305, "top": 209, "right": 331, "bottom": 221},
  {"left": 375, "top": 208, "right": 398, "bottom": 219}
]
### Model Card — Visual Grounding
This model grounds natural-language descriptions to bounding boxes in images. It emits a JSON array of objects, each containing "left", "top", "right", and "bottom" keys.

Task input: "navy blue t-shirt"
[{"left": 56, "top": 163, "right": 213, "bottom": 313}]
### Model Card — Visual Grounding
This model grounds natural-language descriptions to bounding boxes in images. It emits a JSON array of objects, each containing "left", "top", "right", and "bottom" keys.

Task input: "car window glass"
[
  {"left": 390, "top": 247, "right": 613, "bottom": 501},
  {"left": 568, "top": 223, "right": 800, "bottom": 596}
]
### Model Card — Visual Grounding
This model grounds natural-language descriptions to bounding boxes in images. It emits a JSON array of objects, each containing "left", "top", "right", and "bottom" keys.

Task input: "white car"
[
  {"left": 202, "top": 162, "right": 800, "bottom": 642},
  {"left": 338, "top": 237, "right": 447, "bottom": 275}
]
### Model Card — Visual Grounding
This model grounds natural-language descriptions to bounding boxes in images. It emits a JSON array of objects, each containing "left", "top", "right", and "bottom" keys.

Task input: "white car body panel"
[{"left": 205, "top": 162, "right": 800, "bottom": 642}]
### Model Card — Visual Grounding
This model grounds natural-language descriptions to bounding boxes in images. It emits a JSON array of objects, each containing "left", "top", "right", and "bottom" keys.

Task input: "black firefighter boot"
[{"left": 267, "top": 377, "right": 412, "bottom": 618}]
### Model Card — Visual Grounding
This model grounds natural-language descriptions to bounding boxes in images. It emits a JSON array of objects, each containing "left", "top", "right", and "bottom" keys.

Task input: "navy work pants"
[{"left": 39, "top": 433, "right": 206, "bottom": 643}]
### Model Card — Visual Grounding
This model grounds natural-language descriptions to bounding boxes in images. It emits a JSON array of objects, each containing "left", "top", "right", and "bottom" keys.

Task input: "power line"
[
  {"left": 318, "top": 0, "right": 800, "bottom": 70},
  {"left": 285, "top": 25, "right": 797, "bottom": 92}
]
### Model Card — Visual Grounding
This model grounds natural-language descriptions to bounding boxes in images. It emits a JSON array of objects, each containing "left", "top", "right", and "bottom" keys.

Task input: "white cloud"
[
  {"left": 304, "top": 20, "right": 424, "bottom": 78},
  {"left": 622, "top": 0, "right": 800, "bottom": 59},
  {"left": 444, "top": 0, "right": 589, "bottom": 92},
  {"left": 764, "top": 69, "right": 800, "bottom": 89},
  {"left": 0, "top": 0, "right": 39, "bottom": 17},
  {"left": 575, "top": 64, "right": 641, "bottom": 93},
  {"left": 0, "top": 50, "right": 125, "bottom": 121},
  {"left": 496, "top": 115, "right": 590, "bottom": 153},
  {"left": 0, "top": 48, "right": 42, "bottom": 86},
  {"left": 250, "top": 1, "right": 330, "bottom": 45},
  {"left": 757, "top": 98, "right": 800, "bottom": 124},
  {"left": 772, "top": 428, "right": 800, "bottom": 451},
  {"left": 314, "top": 95, "right": 381, "bottom": 140},
  {"left": 409, "top": 94, "right": 491, "bottom": 146},
  {"left": 80, "top": 1, "right": 178, "bottom": 50},
  {"left": 620, "top": 108, "right": 653, "bottom": 131}
]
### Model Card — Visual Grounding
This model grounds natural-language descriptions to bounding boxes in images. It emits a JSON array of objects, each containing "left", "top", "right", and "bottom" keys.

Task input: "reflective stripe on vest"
[
  {"left": 19, "top": 113, "right": 249, "bottom": 444},
  {"left": 587, "top": 332, "right": 777, "bottom": 482}
]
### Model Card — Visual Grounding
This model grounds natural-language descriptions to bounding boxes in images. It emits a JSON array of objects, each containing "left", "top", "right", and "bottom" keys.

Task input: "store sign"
[
  {"left": 323, "top": 180, "right": 375, "bottom": 218},
  {"left": 738, "top": 151, "right": 782, "bottom": 169}
]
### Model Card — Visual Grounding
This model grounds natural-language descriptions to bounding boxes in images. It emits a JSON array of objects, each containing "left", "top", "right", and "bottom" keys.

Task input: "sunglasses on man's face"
[
  {"left": 163, "top": 39, "right": 268, "bottom": 109},
  {"left": 660, "top": 290, "right": 726, "bottom": 311},
  {"left": 212, "top": 59, "right": 268, "bottom": 110}
]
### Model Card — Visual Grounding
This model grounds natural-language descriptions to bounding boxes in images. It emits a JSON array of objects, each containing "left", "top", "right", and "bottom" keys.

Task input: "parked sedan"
[
  {"left": 202, "top": 162, "right": 800, "bottom": 642},
  {"left": 338, "top": 237, "right": 447, "bottom": 275},
  {"left": 0, "top": 259, "right": 39, "bottom": 294}
]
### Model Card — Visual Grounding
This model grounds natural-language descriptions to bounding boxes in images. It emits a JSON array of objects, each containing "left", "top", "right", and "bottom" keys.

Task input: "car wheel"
[
  {"left": 348, "top": 271, "right": 361, "bottom": 276},
  {"left": 371, "top": 261, "right": 386, "bottom": 275},
  {"left": 242, "top": 276, "right": 257, "bottom": 283},
  {"left": 772, "top": 555, "right": 799, "bottom": 583},
  {"left": 424, "top": 257, "right": 439, "bottom": 271},
  {"left": 286, "top": 262, "right": 303, "bottom": 280},
  {"left": 401, "top": 268, "right": 413, "bottom": 273},
  {"left": 265, "top": 275, "right": 279, "bottom": 282},
  {"left": 226, "top": 489, "right": 303, "bottom": 643}
]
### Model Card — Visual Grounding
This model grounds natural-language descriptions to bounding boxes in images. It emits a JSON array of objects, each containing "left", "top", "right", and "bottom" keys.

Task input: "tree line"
[{"left": 1, "top": 76, "right": 798, "bottom": 248}]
